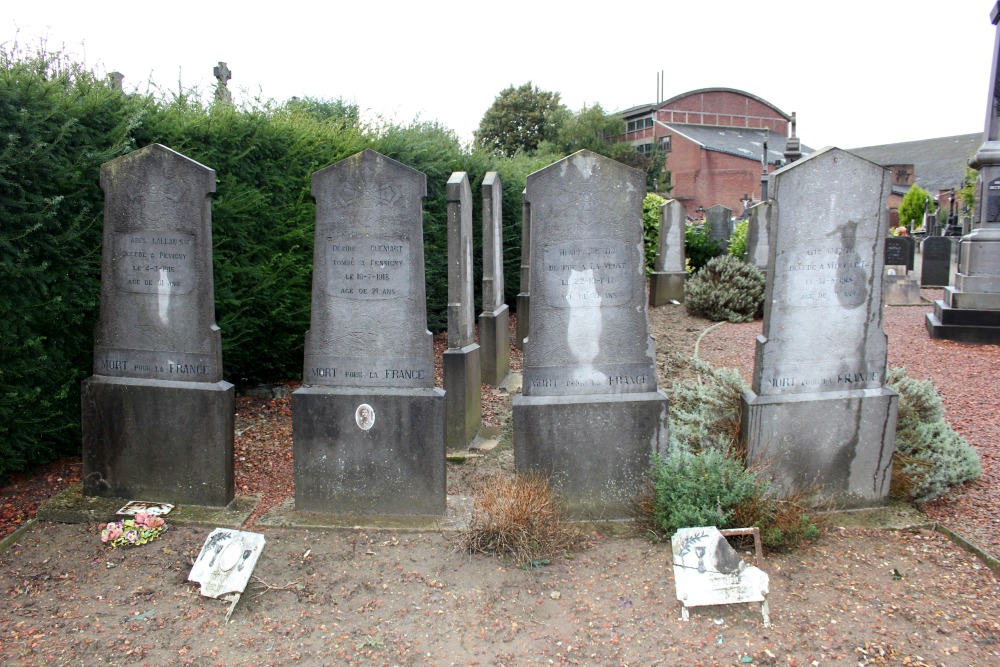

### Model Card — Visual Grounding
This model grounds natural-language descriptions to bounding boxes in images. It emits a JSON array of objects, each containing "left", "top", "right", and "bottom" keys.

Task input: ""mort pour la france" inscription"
[
  {"left": 781, "top": 244, "right": 868, "bottom": 308},
  {"left": 326, "top": 238, "right": 411, "bottom": 299},
  {"left": 113, "top": 232, "right": 195, "bottom": 294},
  {"left": 541, "top": 240, "right": 633, "bottom": 308}
]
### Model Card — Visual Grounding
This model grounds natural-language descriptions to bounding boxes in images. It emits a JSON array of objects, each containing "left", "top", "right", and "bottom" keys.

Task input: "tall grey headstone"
[
  {"left": 479, "top": 172, "right": 510, "bottom": 385},
  {"left": 443, "top": 172, "right": 482, "bottom": 449},
  {"left": 740, "top": 147, "right": 898, "bottom": 508},
  {"left": 515, "top": 188, "right": 531, "bottom": 350},
  {"left": 927, "top": 1, "right": 1000, "bottom": 344},
  {"left": 293, "top": 149, "right": 445, "bottom": 516},
  {"left": 513, "top": 150, "right": 669, "bottom": 519},
  {"left": 213, "top": 61, "right": 232, "bottom": 105},
  {"left": 706, "top": 205, "right": 732, "bottom": 250},
  {"left": 649, "top": 199, "right": 687, "bottom": 306},
  {"left": 744, "top": 201, "right": 772, "bottom": 272},
  {"left": 108, "top": 71, "right": 124, "bottom": 91},
  {"left": 82, "top": 144, "right": 234, "bottom": 507}
]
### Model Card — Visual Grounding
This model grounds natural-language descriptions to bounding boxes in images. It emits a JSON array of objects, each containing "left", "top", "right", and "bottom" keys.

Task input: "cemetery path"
[{"left": 1, "top": 302, "right": 999, "bottom": 665}]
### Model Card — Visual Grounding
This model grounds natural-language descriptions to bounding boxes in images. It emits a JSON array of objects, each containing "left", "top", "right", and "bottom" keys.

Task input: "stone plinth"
[{"left": 479, "top": 172, "right": 510, "bottom": 386}]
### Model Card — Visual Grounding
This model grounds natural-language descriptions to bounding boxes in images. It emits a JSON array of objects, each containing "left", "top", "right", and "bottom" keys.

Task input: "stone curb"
[
  {"left": 932, "top": 523, "right": 1000, "bottom": 579},
  {"left": 0, "top": 519, "right": 38, "bottom": 555}
]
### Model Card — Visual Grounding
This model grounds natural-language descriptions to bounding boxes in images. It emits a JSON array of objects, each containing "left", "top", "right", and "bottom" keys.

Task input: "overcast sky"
[{"left": 5, "top": 1, "right": 996, "bottom": 151}]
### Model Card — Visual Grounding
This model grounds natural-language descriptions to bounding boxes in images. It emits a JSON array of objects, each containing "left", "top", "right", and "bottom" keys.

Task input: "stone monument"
[
  {"left": 479, "top": 172, "right": 510, "bottom": 385},
  {"left": 213, "top": 61, "right": 232, "bottom": 105},
  {"left": 443, "top": 172, "right": 482, "bottom": 449},
  {"left": 648, "top": 198, "right": 687, "bottom": 306},
  {"left": 744, "top": 200, "right": 772, "bottom": 272},
  {"left": 706, "top": 204, "right": 732, "bottom": 250},
  {"left": 293, "top": 149, "right": 445, "bottom": 516},
  {"left": 513, "top": 150, "right": 669, "bottom": 519},
  {"left": 926, "top": 1, "right": 1000, "bottom": 344},
  {"left": 82, "top": 144, "right": 234, "bottom": 507},
  {"left": 515, "top": 188, "right": 531, "bottom": 350},
  {"left": 740, "top": 147, "right": 898, "bottom": 508},
  {"left": 883, "top": 236, "right": 921, "bottom": 305},
  {"left": 920, "top": 236, "right": 953, "bottom": 288}
]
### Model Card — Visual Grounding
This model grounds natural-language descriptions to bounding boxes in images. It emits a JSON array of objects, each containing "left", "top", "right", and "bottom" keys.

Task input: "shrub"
[
  {"left": 684, "top": 255, "right": 764, "bottom": 322},
  {"left": 458, "top": 473, "right": 579, "bottom": 567},
  {"left": 684, "top": 222, "right": 720, "bottom": 274},
  {"left": 728, "top": 219, "right": 749, "bottom": 260},
  {"left": 887, "top": 368, "right": 981, "bottom": 503},
  {"left": 642, "top": 192, "right": 668, "bottom": 276},
  {"left": 668, "top": 357, "right": 748, "bottom": 454}
]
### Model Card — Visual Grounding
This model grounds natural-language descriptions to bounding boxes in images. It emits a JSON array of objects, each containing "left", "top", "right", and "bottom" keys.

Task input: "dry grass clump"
[{"left": 458, "top": 472, "right": 579, "bottom": 567}]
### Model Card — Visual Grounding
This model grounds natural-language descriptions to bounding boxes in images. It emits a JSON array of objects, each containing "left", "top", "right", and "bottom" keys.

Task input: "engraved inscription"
[
  {"left": 326, "top": 238, "right": 410, "bottom": 299},
  {"left": 542, "top": 240, "right": 632, "bottom": 308},
  {"left": 113, "top": 232, "right": 195, "bottom": 294},
  {"left": 782, "top": 243, "right": 868, "bottom": 307}
]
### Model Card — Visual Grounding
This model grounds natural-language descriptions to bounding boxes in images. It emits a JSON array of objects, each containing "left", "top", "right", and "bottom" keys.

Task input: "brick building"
[{"left": 618, "top": 87, "right": 810, "bottom": 218}]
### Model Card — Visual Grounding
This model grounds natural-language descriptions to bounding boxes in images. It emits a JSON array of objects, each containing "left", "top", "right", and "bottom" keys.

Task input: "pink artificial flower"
[
  {"left": 146, "top": 516, "right": 165, "bottom": 530},
  {"left": 135, "top": 512, "right": 149, "bottom": 526}
]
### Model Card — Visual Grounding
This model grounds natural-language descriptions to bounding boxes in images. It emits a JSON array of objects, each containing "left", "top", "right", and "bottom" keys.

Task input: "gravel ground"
[{"left": 1, "top": 301, "right": 999, "bottom": 666}]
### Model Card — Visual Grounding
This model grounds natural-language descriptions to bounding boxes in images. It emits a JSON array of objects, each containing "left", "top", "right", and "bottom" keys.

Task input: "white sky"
[{"left": 4, "top": 1, "right": 996, "bottom": 151}]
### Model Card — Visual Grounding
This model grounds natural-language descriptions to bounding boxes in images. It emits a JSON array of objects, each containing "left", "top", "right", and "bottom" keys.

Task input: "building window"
[
  {"left": 659, "top": 135, "right": 672, "bottom": 153},
  {"left": 626, "top": 117, "right": 654, "bottom": 133},
  {"left": 636, "top": 143, "right": 653, "bottom": 155}
]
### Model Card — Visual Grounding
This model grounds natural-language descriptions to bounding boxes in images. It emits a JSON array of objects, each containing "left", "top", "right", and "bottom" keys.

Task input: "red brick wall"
[
  {"left": 656, "top": 89, "right": 788, "bottom": 135},
  {"left": 665, "top": 135, "right": 772, "bottom": 217}
]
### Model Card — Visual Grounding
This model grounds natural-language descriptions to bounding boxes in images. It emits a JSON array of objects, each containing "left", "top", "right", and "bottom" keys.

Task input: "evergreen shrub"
[
  {"left": 684, "top": 222, "right": 720, "bottom": 273},
  {"left": 684, "top": 255, "right": 764, "bottom": 322},
  {"left": 642, "top": 192, "right": 667, "bottom": 276},
  {"left": 728, "top": 219, "right": 749, "bottom": 260}
]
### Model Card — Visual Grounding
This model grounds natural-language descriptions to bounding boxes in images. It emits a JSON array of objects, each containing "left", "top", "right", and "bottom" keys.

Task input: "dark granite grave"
[
  {"left": 884, "top": 236, "right": 914, "bottom": 272},
  {"left": 920, "top": 237, "right": 953, "bottom": 287},
  {"left": 82, "top": 144, "right": 234, "bottom": 507}
]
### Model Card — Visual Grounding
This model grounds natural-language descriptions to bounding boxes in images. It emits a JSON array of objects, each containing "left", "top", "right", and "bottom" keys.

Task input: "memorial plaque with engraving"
[{"left": 883, "top": 236, "right": 914, "bottom": 272}]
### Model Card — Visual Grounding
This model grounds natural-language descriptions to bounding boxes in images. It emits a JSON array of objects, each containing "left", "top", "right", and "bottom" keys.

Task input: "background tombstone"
[
  {"left": 515, "top": 188, "right": 531, "bottom": 350},
  {"left": 706, "top": 204, "right": 732, "bottom": 250},
  {"left": 883, "top": 236, "right": 921, "bottom": 305},
  {"left": 744, "top": 200, "right": 772, "bottom": 272},
  {"left": 925, "top": 211, "right": 939, "bottom": 237},
  {"left": 740, "top": 147, "right": 898, "bottom": 507},
  {"left": 293, "top": 149, "right": 445, "bottom": 516},
  {"left": 444, "top": 172, "right": 482, "bottom": 449},
  {"left": 649, "top": 198, "right": 687, "bottom": 306},
  {"left": 213, "top": 61, "right": 232, "bottom": 105},
  {"left": 479, "top": 172, "right": 510, "bottom": 385},
  {"left": 513, "top": 150, "right": 669, "bottom": 519},
  {"left": 926, "top": 2, "right": 1000, "bottom": 344},
  {"left": 921, "top": 236, "right": 953, "bottom": 288},
  {"left": 82, "top": 144, "right": 234, "bottom": 507}
]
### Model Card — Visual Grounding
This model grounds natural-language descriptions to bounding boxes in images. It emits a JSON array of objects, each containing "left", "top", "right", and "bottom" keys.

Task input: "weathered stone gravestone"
[
  {"left": 444, "top": 172, "right": 482, "bottom": 449},
  {"left": 744, "top": 200, "right": 772, "bottom": 272},
  {"left": 706, "top": 204, "right": 732, "bottom": 249},
  {"left": 672, "top": 527, "right": 770, "bottom": 626},
  {"left": 515, "top": 188, "right": 531, "bottom": 350},
  {"left": 213, "top": 61, "right": 232, "bottom": 105},
  {"left": 920, "top": 236, "right": 953, "bottom": 288},
  {"left": 649, "top": 199, "right": 687, "bottom": 306},
  {"left": 513, "top": 150, "right": 669, "bottom": 519},
  {"left": 883, "top": 236, "right": 921, "bottom": 305},
  {"left": 293, "top": 149, "right": 445, "bottom": 516},
  {"left": 927, "top": 1, "right": 1000, "bottom": 344},
  {"left": 740, "top": 147, "right": 898, "bottom": 507},
  {"left": 82, "top": 144, "right": 234, "bottom": 507},
  {"left": 479, "top": 172, "right": 510, "bottom": 385}
]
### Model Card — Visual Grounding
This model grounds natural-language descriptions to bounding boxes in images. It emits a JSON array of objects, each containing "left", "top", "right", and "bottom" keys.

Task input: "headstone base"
[
  {"left": 883, "top": 274, "right": 923, "bottom": 305},
  {"left": 81, "top": 376, "right": 235, "bottom": 507},
  {"left": 292, "top": 386, "right": 446, "bottom": 516},
  {"left": 478, "top": 305, "right": 510, "bottom": 386},
  {"left": 926, "top": 300, "right": 1000, "bottom": 344},
  {"left": 649, "top": 271, "right": 686, "bottom": 306},
  {"left": 515, "top": 294, "right": 530, "bottom": 350},
  {"left": 513, "top": 391, "right": 669, "bottom": 520},
  {"left": 444, "top": 344, "right": 482, "bottom": 449},
  {"left": 741, "top": 388, "right": 897, "bottom": 508}
]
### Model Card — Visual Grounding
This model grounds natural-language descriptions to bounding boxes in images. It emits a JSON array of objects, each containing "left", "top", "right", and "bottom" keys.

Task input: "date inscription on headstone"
[
  {"left": 541, "top": 240, "right": 632, "bottom": 308},
  {"left": 326, "top": 238, "right": 411, "bottom": 299},
  {"left": 114, "top": 232, "right": 195, "bottom": 294}
]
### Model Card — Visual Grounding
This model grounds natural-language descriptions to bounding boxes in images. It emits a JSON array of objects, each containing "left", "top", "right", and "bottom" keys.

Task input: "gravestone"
[
  {"left": 513, "top": 150, "right": 669, "bottom": 519},
  {"left": 479, "top": 172, "right": 510, "bottom": 385},
  {"left": 213, "top": 62, "right": 232, "bottom": 105},
  {"left": 292, "top": 149, "right": 445, "bottom": 516},
  {"left": 884, "top": 236, "right": 914, "bottom": 272},
  {"left": 883, "top": 236, "right": 921, "bottom": 305},
  {"left": 109, "top": 71, "right": 124, "bottom": 91},
  {"left": 706, "top": 204, "right": 732, "bottom": 249},
  {"left": 82, "top": 144, "right": 234, "bottom": 507},
  {"left": 740, "top": 147, "right": 898, "bottom": 508},
  {"left": 925, "top": 212, "right": 939, "bottom": 237},
  {"left": 443, "top": 172, "right": 482, "bottom": 449},
  {"left": 649, "top": 198, "right": 687, "bottom": 306},
  {"left": 921, "top": 236, "right": 953, "bottom": 287},
  {"left": 744, "top": 200, "right": 772, "bottom": 271},
  {"left": 927, "top": 2, "right": 1000, "bottom": 344},
  {"left": 515, "top": 188, "right": 531, "bottom": 350}
]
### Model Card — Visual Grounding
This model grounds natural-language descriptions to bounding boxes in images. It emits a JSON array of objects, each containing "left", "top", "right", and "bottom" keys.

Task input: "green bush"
[
  {"left": 642, "top": 192, "right": 667, "bottom": 276},
  {"left": 684, "top": 255, "right": 764, "bottom": 322},
  {"left": 684, "top": 222, "right": 720, "bottom": 274},
  {"left": 728, "top": 219, "right": 749, "bottom": 260},
  {"left": 887, "top": 368, "right": 981, "bottom": 503},
  {"left": 668, "top": 358, "right": 748, "bottom": 454}
]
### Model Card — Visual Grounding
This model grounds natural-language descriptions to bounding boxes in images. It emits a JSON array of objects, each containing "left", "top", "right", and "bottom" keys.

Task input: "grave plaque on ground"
[
  {"left": 444, "top": 172, "right": 482, "bottom": 449},
  {"left": 927, "top": 2, "right": 1000, "bottom": 344},
  {"left": 921, "top": 236, "right": 953, "bottom": 287},
  {"left": 706, "top": 204, "right": 732, "bottom": 249},
  {"left": 516, "top": 188, "right": 531, "bottom": 350},
  {"left": 82, "top": 144, "right": 234, "bottom": 507},
  {"left": 649, "top": 198, "right": 687, "bottom": 306},
  {"left": 479, "top": 172, "right": 510, "bottom": 385},
  {"left": 513, "top": 150, "right": 669, "bottom": 519},
  {"left": 740, "top": 147, "right": 898, "bottom": 507},
  {"left": 293, "top": 149, "right": 445, "bottom": 516},
  {"left": 744, "top": 201, "right": 772, "bottom": 272}
]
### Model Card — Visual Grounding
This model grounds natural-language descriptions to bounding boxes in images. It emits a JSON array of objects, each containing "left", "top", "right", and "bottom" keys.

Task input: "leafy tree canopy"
[
  {"left": 898, "top": 184, "right": 935, "bottom": 230},
  {"left": 474, "top": 82, "right": 566, "bottom": 157}
]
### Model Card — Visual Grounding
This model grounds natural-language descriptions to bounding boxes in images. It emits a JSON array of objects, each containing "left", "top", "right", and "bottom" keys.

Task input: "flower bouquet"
[{"left": 100, "top": 512, "right": 167, "bottom": 548}]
